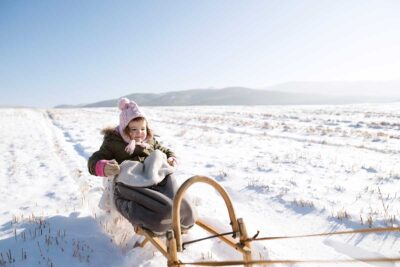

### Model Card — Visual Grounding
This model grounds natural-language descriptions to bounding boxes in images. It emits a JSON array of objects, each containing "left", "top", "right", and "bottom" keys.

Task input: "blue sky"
[{"left": 1, "top": 0, "right": 399, "bottom": 107}]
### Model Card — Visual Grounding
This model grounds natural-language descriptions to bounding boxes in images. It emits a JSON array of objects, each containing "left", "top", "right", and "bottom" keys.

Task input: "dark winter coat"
[
  {"left": 87, "top": 127, "right": 196, "bottom": 234},
  {"left": 88, "top": 127, "right": 175, "bottom": 176}
]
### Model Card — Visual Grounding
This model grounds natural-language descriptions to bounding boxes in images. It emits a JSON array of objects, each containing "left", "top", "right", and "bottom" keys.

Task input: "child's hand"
[
  {"left": 104, "top": 159, "right": 120, "bottom": 177},
  {"left": 167, "top": 157, "right": 178, "bottom": 167}
]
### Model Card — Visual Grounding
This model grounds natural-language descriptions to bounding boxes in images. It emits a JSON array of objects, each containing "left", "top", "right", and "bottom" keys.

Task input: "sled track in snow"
[{"left": 44, "top": 110, "right": 92, "bottom": 201}]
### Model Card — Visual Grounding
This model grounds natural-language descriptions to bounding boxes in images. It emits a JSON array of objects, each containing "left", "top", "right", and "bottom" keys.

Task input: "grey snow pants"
[{"left": 114, "top": 175, "right": 196, "bottom": 234}]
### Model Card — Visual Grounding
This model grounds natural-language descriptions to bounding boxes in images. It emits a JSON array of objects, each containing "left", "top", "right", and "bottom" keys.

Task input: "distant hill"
[
  {"left": 73, "top": 87, "right": 344, "bottom": 108},
  {"left": 54, "top": 104, "right": 87, "bottom": 108},
  {"left": 55, "top": 81, "right": 400, "bottom": 108}
]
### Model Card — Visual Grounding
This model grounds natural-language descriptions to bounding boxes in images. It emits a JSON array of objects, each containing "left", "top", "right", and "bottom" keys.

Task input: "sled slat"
[{"left": 137, "top": 228, "right": 169, "bottom": 258}]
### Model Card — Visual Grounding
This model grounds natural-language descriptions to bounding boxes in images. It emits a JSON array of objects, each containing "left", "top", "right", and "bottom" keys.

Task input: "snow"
[{"left": 0, "top": 104, "right": 399, "bottom": 267}]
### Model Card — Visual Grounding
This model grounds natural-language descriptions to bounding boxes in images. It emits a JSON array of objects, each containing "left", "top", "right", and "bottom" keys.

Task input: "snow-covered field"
[{"left": 0, "top": 104, "right": 399, "bottom": 267}]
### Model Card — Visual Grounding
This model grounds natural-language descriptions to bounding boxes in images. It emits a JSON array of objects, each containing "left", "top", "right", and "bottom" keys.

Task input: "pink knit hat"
[{"left": 118, "top": 98, "right": 146, "bottom": 144}]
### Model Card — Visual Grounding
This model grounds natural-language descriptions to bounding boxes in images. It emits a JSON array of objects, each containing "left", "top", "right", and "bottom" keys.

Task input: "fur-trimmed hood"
[{"left": 101, "top": 126, "right": 119, "bottom": 137}]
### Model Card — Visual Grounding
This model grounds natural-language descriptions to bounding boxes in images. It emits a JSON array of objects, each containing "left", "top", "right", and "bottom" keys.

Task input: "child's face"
[{"left": 127, "top": 119, "right": 147, "bottom": 142}]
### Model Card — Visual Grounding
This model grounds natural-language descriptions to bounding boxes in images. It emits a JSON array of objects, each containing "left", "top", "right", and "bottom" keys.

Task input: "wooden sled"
[
  {"left": 135, "top": 175, "right": 252, "bottom": 267},
  {"left": 133, "top": 176, "right": 400, "bottom": 266}
]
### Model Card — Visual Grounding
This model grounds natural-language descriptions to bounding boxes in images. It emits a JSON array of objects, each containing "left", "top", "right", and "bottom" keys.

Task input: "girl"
[{"left": 88, "top": 98, "right": 196, "bottom": 234}]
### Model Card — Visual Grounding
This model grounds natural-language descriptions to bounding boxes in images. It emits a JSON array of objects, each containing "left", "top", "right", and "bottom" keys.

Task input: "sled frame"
[
  {"left": 133, "top": 176, "right": 400, "bottom": 266},
  {"left": 136, "top": 175, "right": 252, "bottom": 267}
]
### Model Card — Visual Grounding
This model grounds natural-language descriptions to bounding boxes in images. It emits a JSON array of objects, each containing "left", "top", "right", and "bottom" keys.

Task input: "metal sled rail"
[{"left": 135, "top": 175, "right": 400, "bottom": 267}]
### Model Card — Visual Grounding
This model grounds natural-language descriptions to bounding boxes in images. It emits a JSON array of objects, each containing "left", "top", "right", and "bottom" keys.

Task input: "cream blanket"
[{"left": 99, "top": 150, "right": 175, "bottom": 211}]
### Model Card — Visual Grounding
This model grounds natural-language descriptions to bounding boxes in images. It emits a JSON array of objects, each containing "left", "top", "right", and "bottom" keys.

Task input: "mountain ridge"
[{"left": 55, "top": 81, "right": 400, "bottom": 108}]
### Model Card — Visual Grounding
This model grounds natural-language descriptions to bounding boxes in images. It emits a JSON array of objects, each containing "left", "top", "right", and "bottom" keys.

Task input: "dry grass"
[
  {"left": 0, "top": 213, "right": 94, "bottom": 267},
  {"left": 293, "top": 198, "right": 314, "bottom": 208}
]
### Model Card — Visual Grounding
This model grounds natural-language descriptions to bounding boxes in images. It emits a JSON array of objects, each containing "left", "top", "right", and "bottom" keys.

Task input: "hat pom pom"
[{"left": 118, "top": 98, "right": 131, "bottom": 110}]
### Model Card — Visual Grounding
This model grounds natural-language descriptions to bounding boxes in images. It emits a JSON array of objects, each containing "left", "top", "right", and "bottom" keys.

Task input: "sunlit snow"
[{"left": 0, "top": 104, "right": 399, "bottom": 267}]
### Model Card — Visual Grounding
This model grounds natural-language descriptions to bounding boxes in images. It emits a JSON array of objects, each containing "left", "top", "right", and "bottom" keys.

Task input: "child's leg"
[
  {"left": 152, "top": 175, "right": 197, "bottom": 229},
  {"left": 114, "top": 182, "right": 173, "bottom": 233},
  {"left": 114, "top": 175, "right": 197, "bottom": 233}
]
